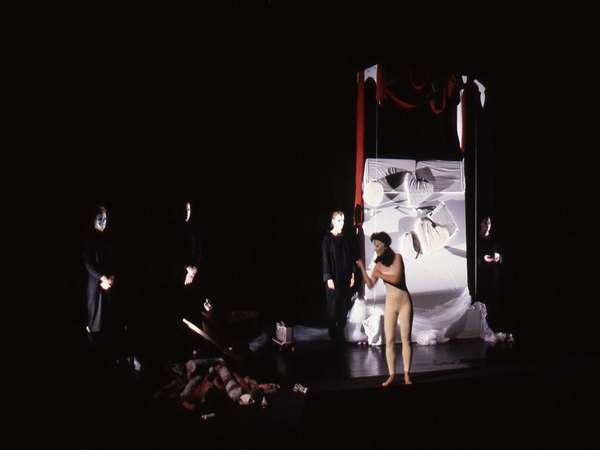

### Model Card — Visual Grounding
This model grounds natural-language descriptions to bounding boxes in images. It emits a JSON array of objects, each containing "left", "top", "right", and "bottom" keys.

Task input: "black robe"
[
  {"left": 83, "top": 230, "right": 115, "bottom": 332},
  {"left": 171, "top": 221, "right": 205, "bottom": 319},
  {"left": 321, "top": 232, "right": 355, "bottom": 340},
  {"left": 479, "top": 237, "right": 502, "bottom": 329},
  {"left": 173, "top": 221, "right": 203, "bottom": 286},
  {"left": 321, "top": 232, "right": 354, "bottom": 285}
]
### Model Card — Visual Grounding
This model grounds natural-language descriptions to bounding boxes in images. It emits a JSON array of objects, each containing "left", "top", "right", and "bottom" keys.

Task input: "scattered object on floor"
[
  {"left": 154, "top": 356, "right": 281, "bottom": 413},
  {"left": 293, "top": 383, "right": 308, "bottom": 394},
  {"left": 275, "top": 321, "right": 294, "bottom": 344}
]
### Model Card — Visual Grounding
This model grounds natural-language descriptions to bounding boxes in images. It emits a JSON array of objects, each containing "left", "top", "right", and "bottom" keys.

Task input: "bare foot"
[
  {"left": 381, "top": 376, "right": 395, "bottom": 387},
  {"left": 404, "top": 374, "right": 413, "bottom": 385}
]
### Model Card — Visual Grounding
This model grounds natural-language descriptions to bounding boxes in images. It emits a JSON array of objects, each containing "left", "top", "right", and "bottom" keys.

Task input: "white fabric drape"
[{"left": 349, "top": 158, "right": 490, "bottom": 345}]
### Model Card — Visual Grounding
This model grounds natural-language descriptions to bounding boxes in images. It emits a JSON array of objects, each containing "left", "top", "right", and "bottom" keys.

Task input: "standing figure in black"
[
  {"left": 174, "top": 201, "right": 204, "bottom": 318},
  {"left": 478, "top": 216, "right": 503, "bottom": 330},
  {"left": 83, "top": 205, "right": 120, "bottom": 361},
  {"left": 321, "top": 210, "right": 355, "bottom": 343}
]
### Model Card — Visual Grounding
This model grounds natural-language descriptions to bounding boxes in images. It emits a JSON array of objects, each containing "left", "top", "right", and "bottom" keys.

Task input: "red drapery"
[{"left": 354, "top": 71, "right": 365, "bottom": 227}]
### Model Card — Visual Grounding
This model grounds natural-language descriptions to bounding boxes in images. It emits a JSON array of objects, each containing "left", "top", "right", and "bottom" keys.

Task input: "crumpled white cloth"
[
  {"left": 362, "top": 312, "right": 384, "bottom": 345},
  {"left": 345, "top": 296, "right": 369, "bottom": 342},
  {"left": 347, "top": 297, "right": 367, "bottom": 324},
  {"left": 413, "top": 329, "right": 450, "bottom": 346},
  {"left": 363, "top": 167, "right": 434, "bottom": 208},
  {"left": 477, "top": 302, "right": 515, "bottom": 344},
  {"left": 411, "top": 291, "right": 472, "bottom": 344},
  {"left": 414, "top": 218, "right": 451, "bottom": 256},
  {"left": 362, "top": 207, "right": 406, "bottom": 236},
  {"left": 404, "top": 172, "right": 434, "bottom": 206}
]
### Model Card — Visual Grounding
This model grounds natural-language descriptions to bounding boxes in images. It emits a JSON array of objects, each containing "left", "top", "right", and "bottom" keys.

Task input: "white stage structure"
[
  {"left": 347, "top": 158, "right": 492, "bottom": 345},
  {"left": 348, "top": 65, "right": 496, "bottom": 345}
]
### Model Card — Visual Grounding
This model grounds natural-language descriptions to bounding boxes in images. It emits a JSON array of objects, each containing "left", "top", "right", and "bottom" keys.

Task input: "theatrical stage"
[
  {"left": 68, "top": 322, "right": 597, "bottom": 450},
  {"left": 51, "top": 63, "right": 599, "bottom": 450}
]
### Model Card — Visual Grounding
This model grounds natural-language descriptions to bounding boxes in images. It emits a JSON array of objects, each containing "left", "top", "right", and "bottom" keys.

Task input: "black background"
[
  {"left": 25, "top": 11, "right": 595, "bottom": 360},
  {"left": 12, "top": 7, "right": 598, "bottom": 449}
]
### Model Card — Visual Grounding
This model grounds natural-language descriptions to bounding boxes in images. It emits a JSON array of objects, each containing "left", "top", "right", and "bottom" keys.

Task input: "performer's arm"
[
  {"left": 83, "top": 241, "right": 112, "bottom": 289},
  {"left": 192, "top": 231, "right": 203, "bottom": 268},
  {"left": 185, "top": 231, "right": 203, "bottom": 285},
  {"left": 185, "top": 266, "right": 197, "bottom": 285},
  {"left": 82, "top": 241, "right": 101, "bottom": 280},
  {"left": 356, "top": 259, "right": 378, "bottom": 289}
]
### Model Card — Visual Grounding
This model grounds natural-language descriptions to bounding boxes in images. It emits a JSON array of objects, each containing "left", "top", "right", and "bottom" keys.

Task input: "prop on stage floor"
[{"left": 272, "top": 321, "right": 295, "bottom": 351}]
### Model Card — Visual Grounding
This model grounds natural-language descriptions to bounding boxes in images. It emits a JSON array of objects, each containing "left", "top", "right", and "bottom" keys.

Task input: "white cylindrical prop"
[{"left": 363, "top": 180, "right": 384, "bottom": 207}]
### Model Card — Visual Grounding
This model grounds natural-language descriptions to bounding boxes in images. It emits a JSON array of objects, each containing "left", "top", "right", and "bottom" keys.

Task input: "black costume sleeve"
[
  {"left": 322, "top": 234, "right": 332, "bottom": 283},
  {"left": 191, "top": 231, "right": 203, "bottom": 267},
  {"left": 83, "top": 239, "right": 101, "bottom": 280}
]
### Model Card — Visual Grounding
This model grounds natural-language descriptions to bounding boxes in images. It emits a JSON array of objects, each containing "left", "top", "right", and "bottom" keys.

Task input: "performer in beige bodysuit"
[{"left": 356, "top": 232, "right": 413, "bottom": 387}]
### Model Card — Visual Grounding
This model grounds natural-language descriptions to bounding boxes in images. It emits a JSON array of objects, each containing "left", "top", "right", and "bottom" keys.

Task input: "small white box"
[{"left": 275, "top": 322, "right": 293, "bottom": 344}]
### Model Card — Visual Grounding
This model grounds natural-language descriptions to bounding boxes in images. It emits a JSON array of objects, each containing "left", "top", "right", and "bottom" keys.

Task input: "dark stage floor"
[
  {"left": 54, "top": 326, "right": 599, "bottom": 449},
  {"left": 244, "top": 327, "right": 524, "bottom": 391}
]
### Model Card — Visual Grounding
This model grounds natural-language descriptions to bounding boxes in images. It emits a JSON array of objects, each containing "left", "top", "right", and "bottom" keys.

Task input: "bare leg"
[
  {"left": 383, "top": 297, "right": 400, "bottom": 387},
  {"left": 398, "top": 292, "right": 413, "bottom": 384}
]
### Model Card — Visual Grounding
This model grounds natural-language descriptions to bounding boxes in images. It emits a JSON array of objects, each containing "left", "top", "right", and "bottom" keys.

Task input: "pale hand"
[
  {"left": 349, "top": 273, "right": 355, "bottom": 288},
  {"left": 185, "top": 266, "right": 197, "bottom": 285},
  {"left": 327, "top": 279, "right": 335, "bottom": 290}
]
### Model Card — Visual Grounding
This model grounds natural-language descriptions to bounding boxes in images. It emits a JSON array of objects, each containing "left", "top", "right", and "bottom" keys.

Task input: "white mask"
[
  {"left": 331, "top": 215, "right": 344, "bottom": 233},
  {"left": 94, "top": 212, "right": 107, "bottom": 232}
]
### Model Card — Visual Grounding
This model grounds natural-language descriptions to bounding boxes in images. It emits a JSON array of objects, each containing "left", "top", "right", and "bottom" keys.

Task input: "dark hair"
[
  {"left": 371, "top": 232, "right": 394, "bottom": 266},
  {"left": 370, "top": 231, "right": 391, "bottom": 247},
  {"left": 94, "top": 205, "right": 107, "bottom": 218},
  {"left": 376, "top": 248, "right": 395, "bottom": 266}
]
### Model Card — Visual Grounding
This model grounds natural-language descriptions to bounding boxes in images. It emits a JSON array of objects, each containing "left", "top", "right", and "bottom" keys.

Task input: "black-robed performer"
[
  {"left": 175, "top": 201, "right": 243, "bottom": 358},
  {"left": 83, "top": 205, "right": 122, "bottom": 361},
  {"left": 174, "top": 201, "right": 205, "bottom": 317},
  {"left": 478, "top": 216, "right": 503, "bottom": 330},
  {"left": 321, "top": 210, "right": 355, "bottom": 343}
]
